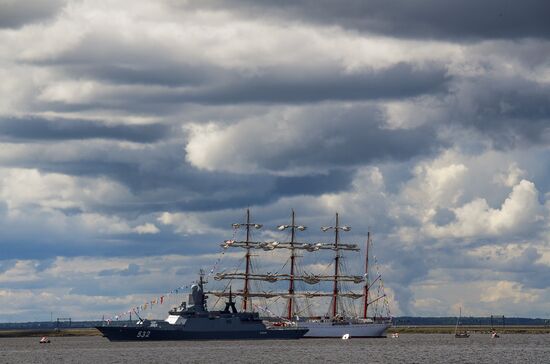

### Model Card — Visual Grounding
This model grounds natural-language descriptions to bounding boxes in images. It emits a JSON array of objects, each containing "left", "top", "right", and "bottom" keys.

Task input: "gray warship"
[{"left": 96, "top": 274, "right": 308, "bottom": 341}]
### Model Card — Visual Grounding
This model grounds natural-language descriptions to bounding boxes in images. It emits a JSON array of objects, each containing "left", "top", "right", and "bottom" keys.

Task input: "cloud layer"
[{"left": 0, "top": 0, "right": 548, "bottom": 320}]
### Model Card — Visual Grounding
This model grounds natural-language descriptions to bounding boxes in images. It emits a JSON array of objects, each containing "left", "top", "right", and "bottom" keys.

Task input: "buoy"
[{"left": 342, "top": 333, "right": 350, "bottom": 340}]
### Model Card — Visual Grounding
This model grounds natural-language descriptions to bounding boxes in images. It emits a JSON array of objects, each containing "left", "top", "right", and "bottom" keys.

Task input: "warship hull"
[{"left": 96, "top": 325, "right": 308, "bottom": 341}]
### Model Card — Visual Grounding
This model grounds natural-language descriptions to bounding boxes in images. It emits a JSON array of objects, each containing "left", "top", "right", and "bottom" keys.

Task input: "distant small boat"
[
  {"left": 391, "top": 333, "right": 399, "bottom": 338},
  {"left": 490, "top": 314, "right": 503, "bottom": 338},
  {"left": 39, "top": 336, "right": 50, "bottom": 344},
  {"left": 342, "top": 333, "right": 350, "bottom": 340},
  {"left": 454, "top": 308, "right": 470, "bottom": 338}
]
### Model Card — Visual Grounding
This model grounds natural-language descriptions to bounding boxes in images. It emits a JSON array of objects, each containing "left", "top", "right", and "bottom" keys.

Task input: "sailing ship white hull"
[{"left": 297, "top": 321, "right": 391, "bottom": 338}]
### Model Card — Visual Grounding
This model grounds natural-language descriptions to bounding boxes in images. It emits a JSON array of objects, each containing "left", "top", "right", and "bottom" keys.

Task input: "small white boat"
[
  {"left": 39, "top": 336, "right": 50, "bottom": 344},
  {"left": 454, "top": 308, "right": 470, "bottom": 338},
  {"left": 342, "top": 333, "right": 350, "bottom": 340},
  {"left": 391, "top": 332, "right": 399, "bottom": 338}
]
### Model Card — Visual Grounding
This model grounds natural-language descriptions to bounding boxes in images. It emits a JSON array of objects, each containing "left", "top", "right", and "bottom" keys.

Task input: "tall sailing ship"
[{"left": 209, "top": 209, "right": 392, "bottom": 338}]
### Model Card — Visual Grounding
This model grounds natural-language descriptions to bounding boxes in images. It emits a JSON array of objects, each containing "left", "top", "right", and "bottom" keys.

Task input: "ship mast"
[
  {"left": 288, "top": 211, "right": 296, "bottom": 320},
  {"left": 231, "top": 209, "right": 262, "bottom": 311},
  {"left": 277, "top": 210, "right": 307, "bottom": 320},
  {"left": 321, "top": 213, "right": 351, "bottom": 318},
  {"left": 359, "top": 230, "right": 387, "bottom": 319},
  {"left": 244, "top": 209, "right": 251, "bottom": 311},
  {"left": 332, "top": 213, "right": 340, "bottom": 317},
  {"left": 199, "top": 269, "right": 207, "bottom": 311},
  {"left": 363, "top": 231, "right": 370, "bottom": 319}
]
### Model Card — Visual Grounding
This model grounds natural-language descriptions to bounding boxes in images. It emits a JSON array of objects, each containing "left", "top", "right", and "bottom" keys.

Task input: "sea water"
[{"left": 0, "top": 334, "right": 548, "bottom": 363}]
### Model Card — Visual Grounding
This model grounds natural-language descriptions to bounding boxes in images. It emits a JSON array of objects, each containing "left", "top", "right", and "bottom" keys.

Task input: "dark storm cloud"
[
  {"left": 0, "top": 235, "right": 92, "bottom": 260},
  {"left": 0, "top": 0, "right": 64, "bottom": 29},
  {"left": 429, "top": 244, "right": 550, "bottom": 291},
  {"left": 32, "top": 63, "right": 449, "bottom": 115},
  {"left": 285, "top": 122, "right": 441, "bottom": 167},
  {"left": 432, "top": 208, "right": 456, "bottom": 226},
  {"left": 0, "top": 116, "right": 170, "bottom": 142},
  {"left": 0, "top": 222, "right": 214, "bottom": 260},
  {"left": 27, "top": 30, "right": 449, "bottom": 111},
  {"left": 41, "top": 159, "right": 352, "bottom": 213},
  {"left": 27, "top": 31, "right": 222, "bottom": 87},
  {"left": 68, "top": 63, "right": 210, "bottom": 87},
  {"left": 200, "top": 0, "right": 550, "bottom": 40},
  {"left": 274, "top": 172, "right": 353, "bottom": 196},
  {"left": 0, "top": 133, "right": 353, "bottom": 217},
  {"left": 383, "top": 242, "right": 432, "bottom": 314},
  {"left": 205, "top": 105, "right": 446, "bottom": 173},
  {"left": 450, "top": 76, "right": 550, "bottom": 147},
  {"left": 35, "top": 50, "right": 218, "bottom": 88},
  {"left": 184, "top": 63, "right": 450, "bottom": 104}
]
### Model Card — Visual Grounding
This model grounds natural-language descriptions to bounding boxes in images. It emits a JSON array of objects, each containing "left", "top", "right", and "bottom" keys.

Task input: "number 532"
[{"left": 136, "top": 330, "right": 150, "bottom": 338}]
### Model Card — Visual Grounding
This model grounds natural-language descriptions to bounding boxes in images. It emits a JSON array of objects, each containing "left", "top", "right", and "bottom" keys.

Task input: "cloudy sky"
[{"left": 0, "top": 0, "right": 549, "bottom": 321}]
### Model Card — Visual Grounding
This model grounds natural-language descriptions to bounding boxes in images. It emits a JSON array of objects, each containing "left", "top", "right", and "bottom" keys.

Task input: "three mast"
[{"left": 220, "top": 210, "right": 376, "bottom": 319}]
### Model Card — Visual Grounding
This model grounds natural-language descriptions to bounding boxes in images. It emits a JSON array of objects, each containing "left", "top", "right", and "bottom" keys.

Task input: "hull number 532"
[{"left": 136, "top": 330, "right": 151, "bottom": 338}]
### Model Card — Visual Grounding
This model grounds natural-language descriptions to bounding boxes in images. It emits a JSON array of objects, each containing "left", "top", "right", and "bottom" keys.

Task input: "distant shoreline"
[
  {"left": 0, "top": 328, "right": 102, "bottom": 338},
  {"left": 388, "top": 325, "right": 550, "bottom": 334},
  {"left": 0, "top": 326, "right": 548, "bottom": 338}
]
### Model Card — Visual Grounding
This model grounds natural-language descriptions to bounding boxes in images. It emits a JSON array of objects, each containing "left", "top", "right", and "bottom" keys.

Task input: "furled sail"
[{"left": 214, "top": 272, "right": 364, "bottom": 284}]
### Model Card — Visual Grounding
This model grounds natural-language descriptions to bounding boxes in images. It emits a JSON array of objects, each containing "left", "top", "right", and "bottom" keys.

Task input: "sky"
[{"left": 0, "top": 0, "right": 549, "bottom": 321}]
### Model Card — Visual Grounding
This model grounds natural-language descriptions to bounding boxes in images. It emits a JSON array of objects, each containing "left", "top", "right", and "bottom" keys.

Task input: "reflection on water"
[{"left": 0, "top": 334, "right": 548, "bottom": 363}]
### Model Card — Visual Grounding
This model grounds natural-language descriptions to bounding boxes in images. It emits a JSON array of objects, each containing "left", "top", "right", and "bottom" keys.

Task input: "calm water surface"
[{"left": 0, "top": 334, "right": 548, "bottom": 363}]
